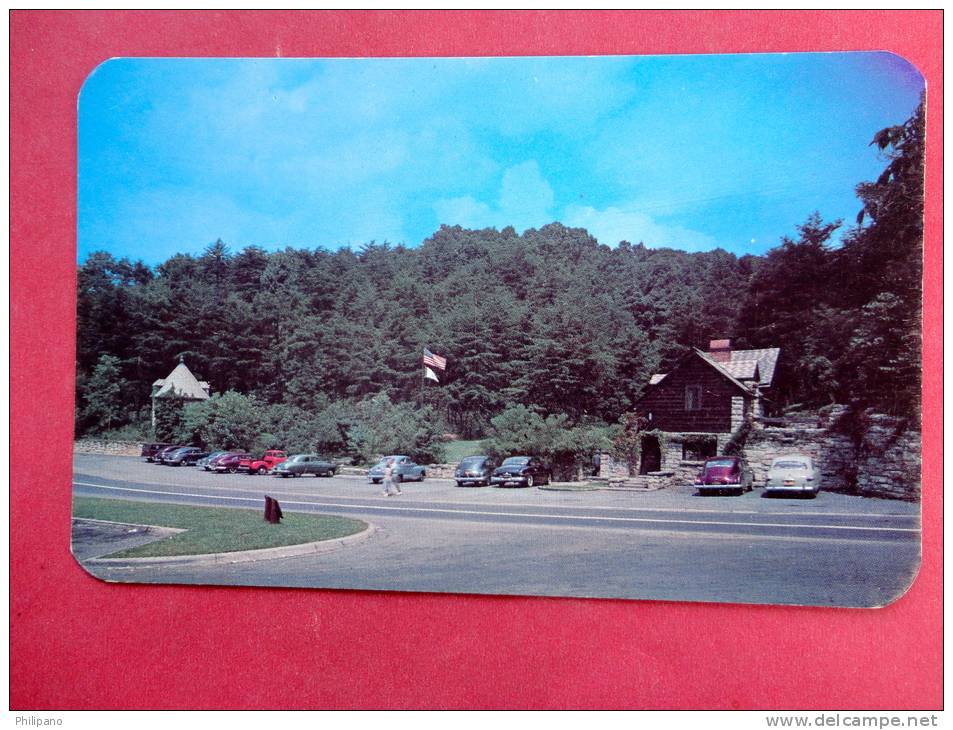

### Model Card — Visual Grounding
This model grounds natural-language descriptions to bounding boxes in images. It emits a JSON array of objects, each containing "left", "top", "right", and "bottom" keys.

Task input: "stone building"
[
  {"left": 150, "top": 358, "right": 211, "bottom": 427},
  {"left": 597, "top": 339, "right": 919, "bottom": 500},
  {"left": 628, "top": 339, "right": 780, "bottom": 478}
]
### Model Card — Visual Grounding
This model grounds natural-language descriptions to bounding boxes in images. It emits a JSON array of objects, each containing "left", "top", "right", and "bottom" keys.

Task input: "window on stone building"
[
  {"left": 685, "top": 385, "right": 702, "bottom": 411},
  {"left": 682, "top": 438, "right": 716, "bottom": 461}
]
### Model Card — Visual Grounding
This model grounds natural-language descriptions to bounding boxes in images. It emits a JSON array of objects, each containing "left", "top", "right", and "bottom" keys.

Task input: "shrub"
[
  {"left": 347, "top": 393, "right": 445, "bottom": 464},
  {"left": 484, "top": 405, "right": 613, "bottom": 480},
  {"left": 79, "top": 354, "right": 127, "bottom": 435},
  {"left": 179, "top": 391, "right": 263, "bottom": 450}
]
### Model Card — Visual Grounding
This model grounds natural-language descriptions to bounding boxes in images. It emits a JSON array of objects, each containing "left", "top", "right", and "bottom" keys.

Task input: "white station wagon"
[{"left": 764, "top": 455, "right": 821, "bottom": 498}]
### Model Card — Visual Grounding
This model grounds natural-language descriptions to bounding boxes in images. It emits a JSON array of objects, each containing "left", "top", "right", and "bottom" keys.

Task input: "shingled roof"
[
  {"left": 647, "top": 341, "right": 780, "bottom": 392},
  {"left": 692, "top": 348, "right": 757, "bottom": 394},
  {"left": 714, "top": 347, "right": 780, "bottom": 388},
  {"left": 152, "top": 361, "right": 211, "bottom": 400}
]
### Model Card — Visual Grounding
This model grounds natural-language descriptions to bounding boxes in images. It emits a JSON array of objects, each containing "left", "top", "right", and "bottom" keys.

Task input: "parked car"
[
  {"left": 240, "top": 449, "right": 288, "bottom": 475},
  {"left": 141, "top": 442, "right": 174, "bottom": 462},
  {"left": 367, "top": 455, "right": 427, "bottom": 484},
  {"left": 212, "top": 452, "right": 254, "bottom": 474},
  {"left": 162, "top": 446, "right": 210, "bottom": 466},
  {"left": 764, "top": 455, "right": 821, "bottom": 498},
  {"left": 154, "top": 445, "right": 186, "bottom": 464},
  {"left": 205, "top": 452, "right": 235, "bottom": 471},
  {"left": 694, "top": 455, "right": 753, "bottom": 495},
  {"left": 273, "top": 454, "right": 337, "bottom": 478},
  {"left": 454, "top": 455, "right": 497, "bottom": 487},
  {"left": 196, "top": 451, "right": 229, "bottom": 470},
  {"left": 490, "top": 456, "right": 551, "bottom": 488}
]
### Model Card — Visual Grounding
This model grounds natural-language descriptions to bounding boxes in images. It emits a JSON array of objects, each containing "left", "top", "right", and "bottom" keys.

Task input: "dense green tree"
[
  {"left": 80, "top": 225, "right": 774, "bottom": 439},
  {"left": 180, "top": 391, "right": 264, "bottom": 450},
  {"left": 735, "top": 212, "right": 842, "bottom": 406},
  {"left": 346, "top": 393, "right": 444, "bottom": 464},
  {"left": 838, "top": 293, "right": 920, "bottom": 418},
  {"left": 154, "top": 395, "right": 187, "bottom": 443},
  {"left": 77, "top": 99, "right": 924, "bottom": 444},
  {"left": 483, "top": 405, "right": 612, "bottom": 480},
  {"left": 309, "top": 399, "right": 358, "bottom": 455},
  {"left": 843, "top": 96, "right": 925, "bottom": 308},
  {"left": 482, "top": 405, "right": 557, "bottom": 458},
  {"left": 79, "top": 354, "right": 127, "bottom": 434},
  {"left": 834, "top": 97, "right": 924, "bottom": 416}
]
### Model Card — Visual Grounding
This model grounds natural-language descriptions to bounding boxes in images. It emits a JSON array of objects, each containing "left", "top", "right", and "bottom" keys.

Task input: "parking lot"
[
  {"left": 74, "top": 454, "right": 920, "bottom": 514},
  {"left": 73, "top": 454, "right": 922, "bottom": 607}
]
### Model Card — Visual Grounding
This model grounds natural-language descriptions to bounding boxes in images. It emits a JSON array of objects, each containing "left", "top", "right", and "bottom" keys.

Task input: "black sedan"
[
  {"left": 162, "top": 446, "right": 210, "bottom": 466},
  {"left": 154, "top": 445, "right": 186, "bottom": 464},
  {"left": 454, "top": 455, "right": 496, "bottom": 487},
  {"left": 490, "top": 456, "right": 551, "bottom": 488}
]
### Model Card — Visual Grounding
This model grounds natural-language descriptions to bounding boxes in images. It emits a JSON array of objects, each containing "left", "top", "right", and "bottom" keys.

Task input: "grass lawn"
[
  {"left": 73, "top": 496, "right": 367, "bottom": 559},
  {"left": 442, "top": 439, "right": 486, "bottom": 463}
]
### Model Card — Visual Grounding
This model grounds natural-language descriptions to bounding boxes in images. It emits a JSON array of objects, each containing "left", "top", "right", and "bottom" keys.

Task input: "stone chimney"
[{"left": 708, "top": 339, "right": 732, "bottom": 363}]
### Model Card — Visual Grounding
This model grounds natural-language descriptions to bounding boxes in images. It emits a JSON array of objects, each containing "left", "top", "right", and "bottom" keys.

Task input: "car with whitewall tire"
[
  {"left": 694, "top": 456, "right": 754, "bottom": 496},
  {"left": 274, "top": 455, "right": 337, "bottom": 478},
  {"left": 454, "top": 455, "right": 497, "bottom": 487},
  {"left": 490, "top": 456, "right": 551, "bottom": 488},
  {"left": 367, "top": 455, "right": 427, "bottom": 484},
  {"left": 764, "top": 455, "right": 821, "bottom": 498}
]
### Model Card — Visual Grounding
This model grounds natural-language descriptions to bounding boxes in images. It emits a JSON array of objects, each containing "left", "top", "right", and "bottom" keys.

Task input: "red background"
[{"left": 10, "top": 11, "right": 943, "bottom": 709}]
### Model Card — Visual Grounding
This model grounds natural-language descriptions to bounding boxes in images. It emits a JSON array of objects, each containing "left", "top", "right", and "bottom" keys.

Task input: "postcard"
[{"left": 71, "top": 53, "right": 924, "bottom": 607}]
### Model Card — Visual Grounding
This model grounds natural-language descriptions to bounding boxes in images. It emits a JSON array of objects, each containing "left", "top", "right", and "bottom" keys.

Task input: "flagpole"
[
  {"left": 420, "top": 348, "right": 429, "bottom": 410},
  {"left": 421, "top": 348, "right": 444, "bottom": 412},
  {"left": 419, "top": 364, "right": 424, "bottom": 408}
]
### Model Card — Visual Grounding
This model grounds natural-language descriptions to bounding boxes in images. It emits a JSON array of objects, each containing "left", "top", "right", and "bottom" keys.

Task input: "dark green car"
[{"left": 273, "top": 454, "right": 337, "bottom": 478}]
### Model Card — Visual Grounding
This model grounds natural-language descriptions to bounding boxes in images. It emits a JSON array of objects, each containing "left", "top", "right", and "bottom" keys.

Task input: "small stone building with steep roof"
[
  {"left": 632, "top": 339, "right": 781, "bottom": 476},
  {"left": 150, "top": 358, "right": 211, "bottom": 427}
]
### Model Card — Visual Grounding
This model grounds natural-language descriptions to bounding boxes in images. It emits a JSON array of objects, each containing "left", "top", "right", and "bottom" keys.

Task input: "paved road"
[{"left": 72, "top": 454, "right": 921, "bottom": 607}]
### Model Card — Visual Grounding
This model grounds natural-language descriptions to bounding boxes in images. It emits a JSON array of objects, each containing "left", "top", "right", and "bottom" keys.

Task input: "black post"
[{"left": 264, "top": 496, "right": 283, "bottom": 524}]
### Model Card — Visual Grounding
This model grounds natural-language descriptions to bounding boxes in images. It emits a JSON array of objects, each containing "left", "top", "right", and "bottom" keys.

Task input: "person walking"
[{"left": 382, "top": 458, "right": 402, "bottom": 497}]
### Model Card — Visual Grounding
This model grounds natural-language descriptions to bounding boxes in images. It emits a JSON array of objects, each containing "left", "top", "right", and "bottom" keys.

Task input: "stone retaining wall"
[
  {"left": 599, "top": 406, "right": 921, "bottom": 501},
  {"left": 74, "top": 439, "right": 142, "bottom": 456},
  {"left": 745, "top": 408, "right": 921, "bottom": 501},
  {"left": 854, "top": 416, "right": 921, "bottom": 501},
  {"left": 598, "top": 454, "right": 630, "bottom": 480},
  {"left": 599, "top": 432, "right": 728, "bottom": 485},
  {"left": 421, "top": 463, "right": 456, "bottom": 479},
  {"left": 341, "top": 463, "right": 457, "bottom": 478}
]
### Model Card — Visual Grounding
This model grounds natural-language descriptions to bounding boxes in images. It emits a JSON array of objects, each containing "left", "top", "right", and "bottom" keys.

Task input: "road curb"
[
  {"left": 598, "top": 486, "right": 665, "bottom": 492},
  {"left": 72, "top": 516, "right": 187, "bottom": 533},
  {"left": 538, "top": 484, "right": 599, "bottom": 492},
  {"left": 85, "top": 522, "right": 377, "bottom": 568},
  {"left": 538, "top": 483, "right": 665, "bottom": 492}
]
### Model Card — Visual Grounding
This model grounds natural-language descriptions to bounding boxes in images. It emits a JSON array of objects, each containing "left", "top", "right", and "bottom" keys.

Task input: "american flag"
[{"left": 423, "top": 347, "right": 447, "bottom": 371}]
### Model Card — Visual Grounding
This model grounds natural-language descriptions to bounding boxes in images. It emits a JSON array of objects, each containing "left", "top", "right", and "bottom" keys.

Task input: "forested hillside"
[{"left": 76, "top": 100, "right": 923, "bottom": 451}]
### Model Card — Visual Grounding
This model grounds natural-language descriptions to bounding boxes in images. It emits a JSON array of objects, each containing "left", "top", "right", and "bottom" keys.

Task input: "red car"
[
  {"left": 212, "top": 452, "right": 253, "bottom": 474},
  {"left": 694, "top": 456, "right": 754, "bottom": 496},
  {"left": 240, "top": 450, "right": 288, "bottom": 475}
]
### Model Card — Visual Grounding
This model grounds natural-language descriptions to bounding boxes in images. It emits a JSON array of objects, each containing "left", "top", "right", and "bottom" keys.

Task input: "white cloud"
[
  {"left": 432, "top": 196, "right": 493, "bottom": 230},
  {"left": 563, "top": 203, "right": 718, "bottom": 252},
  {"left": 433, "top": 160, "right": 554, "bottom": 233},
  {"left": 499, "top": 161, "right": 554, "bottom": 228}
]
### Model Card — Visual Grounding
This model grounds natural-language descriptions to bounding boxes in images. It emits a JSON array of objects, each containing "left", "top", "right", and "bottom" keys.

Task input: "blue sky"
[{"left": 78, "top": 53, "right": 924, "bottom": 264}]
